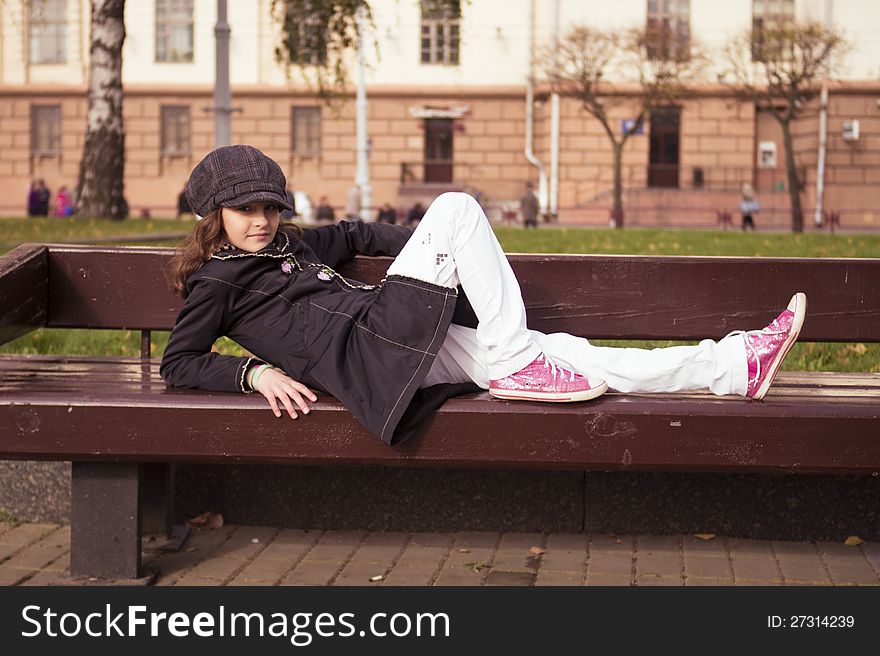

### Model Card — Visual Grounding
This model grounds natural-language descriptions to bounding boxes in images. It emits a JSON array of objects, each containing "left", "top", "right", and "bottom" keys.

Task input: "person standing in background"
[
  {"left": 520, "top": 181, "right": 539, "bottom": 229},
  {"left": 376, "top": 202, "right": 397, "bottom": 224},
  {"left": 406, "top": 201, "right": 426, "bottom": 226},
  {"left": 740, "top": 183, "right": 760, "bottom": 231},
  {"left": 27, "top": 181, "right": 41, "bottom": 216},
  {"left": 345, "top": 183, "right": 362, "bottom": 221},
  {"left": 315, "top": 196, "right": 336, "bottom": 222},
  {"left": 54, "top": 186, "right": 73, "bottom": 217},
  {"left": 36, "top": 179, "right": 51, "bottom": 216}
]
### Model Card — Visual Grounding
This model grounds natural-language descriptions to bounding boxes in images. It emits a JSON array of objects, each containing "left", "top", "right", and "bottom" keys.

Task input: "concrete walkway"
[{"left": 2, "top": 522, "right": 879, "bottom": 586}]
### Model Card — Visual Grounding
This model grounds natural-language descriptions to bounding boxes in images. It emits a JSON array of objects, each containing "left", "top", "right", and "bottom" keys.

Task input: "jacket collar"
[{"left": 211, "top": 229, "right": 291, "bottom": 260}]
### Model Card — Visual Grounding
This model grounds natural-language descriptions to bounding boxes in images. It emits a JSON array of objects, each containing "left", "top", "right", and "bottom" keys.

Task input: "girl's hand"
[{"left": 252, "top": 367, "right": 318, "bottom": 419}]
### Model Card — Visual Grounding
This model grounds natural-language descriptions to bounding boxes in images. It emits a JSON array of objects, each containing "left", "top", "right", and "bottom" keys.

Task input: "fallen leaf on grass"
[
  {"left": 844, "top": 536, "right": 863, "bottom": 546},
  {"left": 528, "top": 547, "right": 546, "bottom": 555},
  {"left": 693, "top": 533, "right": 716, "bottom": 541},
  {"left": 186, "top": 511, "right": 224, "bottom": 529}
]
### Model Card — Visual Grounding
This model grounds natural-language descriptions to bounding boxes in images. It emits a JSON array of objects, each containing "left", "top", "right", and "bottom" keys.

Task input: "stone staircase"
[{"left": 561, "top": 187, "right": 794, "bottom": 228}]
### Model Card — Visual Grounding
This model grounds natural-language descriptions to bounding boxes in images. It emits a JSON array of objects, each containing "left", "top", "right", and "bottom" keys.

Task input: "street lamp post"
[
  {"left": 355, "top": 5, "right": 372, "bottom": 219},
  {"left": 214, "top": 0, "right": 232, "bottom": 148}
]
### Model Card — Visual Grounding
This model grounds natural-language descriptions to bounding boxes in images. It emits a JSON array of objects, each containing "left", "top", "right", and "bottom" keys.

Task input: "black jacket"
[{"left": 160, "top": 221, "right": 478, "bottom": 445}]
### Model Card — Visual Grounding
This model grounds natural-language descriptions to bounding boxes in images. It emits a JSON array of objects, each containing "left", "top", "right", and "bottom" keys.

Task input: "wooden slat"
[
  {"left": 0, "top": 356, "right": 877, "bottom": 474},
  {"left": 47, "top": 246, "right": 179, "bottom": 331},
  {"left": 0, "top": 244, "right": 48, "bottom": 345},
  {"left": 0, "top": 394, "right": 876, "bottom": 474},
  {"left": 773, "top": 371, "right": 880, "bottom": 388},
  {"left": 1, "top": 355, "right": 877, "bottom": 397},
  {"left": 44, "top": 245, "right": 880, "bottom": 342}
]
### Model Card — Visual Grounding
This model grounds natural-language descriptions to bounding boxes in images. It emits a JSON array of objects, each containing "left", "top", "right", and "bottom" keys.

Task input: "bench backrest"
[{"left": 3, "top": 243, "right": 879, "bottom": 344}]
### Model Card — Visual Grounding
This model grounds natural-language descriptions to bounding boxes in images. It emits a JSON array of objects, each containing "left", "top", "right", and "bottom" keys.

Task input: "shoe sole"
[
  {"left": 752, "top": 292, "right": 806, "bottom": 401},
  {"left": 489, "top": 380, "right": 609, "bottom": 403}
]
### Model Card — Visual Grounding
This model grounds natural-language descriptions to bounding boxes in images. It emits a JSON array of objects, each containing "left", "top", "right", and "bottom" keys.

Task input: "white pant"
[{"left": 387, "top": 192, "right": 748, "bottom": 396}]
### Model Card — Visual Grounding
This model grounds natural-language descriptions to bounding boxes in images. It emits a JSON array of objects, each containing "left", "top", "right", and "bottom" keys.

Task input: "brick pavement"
[{"left": 1, "top": 522, "right": 878, "bottom": 586}]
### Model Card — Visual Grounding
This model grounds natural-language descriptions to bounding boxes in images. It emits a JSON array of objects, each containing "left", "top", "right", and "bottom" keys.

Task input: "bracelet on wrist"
[{"left": 247, "top": 363, "right": 272, "bottom": 390}]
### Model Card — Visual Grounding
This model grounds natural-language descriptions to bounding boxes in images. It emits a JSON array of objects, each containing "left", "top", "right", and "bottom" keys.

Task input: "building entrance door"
[
  {"left": 648, "top": 107, "right": 680, "bottom": 188},
  {"left": 424, "top": 118, "right": 453, "bottom": 183}
]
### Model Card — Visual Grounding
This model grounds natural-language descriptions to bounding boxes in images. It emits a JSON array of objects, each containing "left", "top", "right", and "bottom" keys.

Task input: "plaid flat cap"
[{"left": 186, "top": 145, "right": 293, "bottom": 217}]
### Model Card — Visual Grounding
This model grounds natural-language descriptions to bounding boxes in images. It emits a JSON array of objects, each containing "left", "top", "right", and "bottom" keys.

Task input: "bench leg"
[
  {"left": 70, "top": 462, "right": 142, "bottom": 580},
  {"left": 142, "top": 463, "right": 173, "bottom": 537},
  {"left": 141, "top": 463, "right": 191, "bottom": 553}
]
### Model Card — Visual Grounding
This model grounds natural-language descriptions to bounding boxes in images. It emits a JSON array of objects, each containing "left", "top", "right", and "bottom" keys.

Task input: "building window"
[
  {"left": 281, "top": 3, "right": 327, "bottom": 65},
  {"left": 29, "top": 0, "right": 67, "bottom": 64},
  {"left": 752, "top": 0, "right": 796, "bottom": 61},
  {"left": 156, "top": 0, "right": 194, "bottom": 63},
  {"left": 160, "top": 105, "right": 191, "bottom": 155},
  {"left": 31, "top": 105, "right": 62, "bottom": 155},
  {"left": 645, "top": 0, "right": 690, "bottom": 61},
  {"left": 291, "top": 107, "right": 321, "bottom": 156},
  {"left": 420, "top": 0, "right": 460, "bottom": 65}
]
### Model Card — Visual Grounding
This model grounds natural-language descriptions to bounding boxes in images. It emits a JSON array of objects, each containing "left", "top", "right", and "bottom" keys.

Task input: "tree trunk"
[
  {"left": 612, "top": 141, "right": 624, "bottom": 229},
  {"left": 76, "top": 0, "right": 127, "bottom": 221},
  {"left": 780, "top": 120, "right": 803, "bottom": 233}
]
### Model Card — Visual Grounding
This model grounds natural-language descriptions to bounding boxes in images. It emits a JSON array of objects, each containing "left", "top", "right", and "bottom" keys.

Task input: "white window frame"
[
  {"left": 291, "top": 106, "right": 322, "bottom": 157},
  {"left": 156, "top": 0, "right": 194, "bottom": 63},
  {"left": 645, "top": 0, "right": 690, "bottom": 62},
  {"left": 160, "top": 105, "right": 191, "bottom": 156},
  {"left": 29, "top": 0, "right": 67, "bottom": 65},
  {"left": 31, "top": 104, "right": 62, "bottom": 155},
  {"left": 420, "top": 1, "right": 460, "bottom": 66},
  {"left": 751, "top": 0, "right": 796, "bottom": 61}
]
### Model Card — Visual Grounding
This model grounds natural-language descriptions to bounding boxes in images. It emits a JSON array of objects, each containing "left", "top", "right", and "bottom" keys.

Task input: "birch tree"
[{"left": 75, "top": 0, "right": 127, "bottom": 220}]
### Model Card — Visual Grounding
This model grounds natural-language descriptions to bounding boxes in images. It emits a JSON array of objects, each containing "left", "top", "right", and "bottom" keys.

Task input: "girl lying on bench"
[{"left": 161, "top": 145, "right": 806, "bottom": 445}]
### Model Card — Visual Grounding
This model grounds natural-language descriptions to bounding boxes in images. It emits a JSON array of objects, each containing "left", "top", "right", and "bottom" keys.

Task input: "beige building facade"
[{"left": 1, "top": 0, "right": 878, "bottom": 227}]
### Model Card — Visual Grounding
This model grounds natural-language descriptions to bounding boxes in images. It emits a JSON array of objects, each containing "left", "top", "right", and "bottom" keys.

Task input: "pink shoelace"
[
  {"left": 534, "top": 354, "right": 578, "bottom": 383},
  {"left": 724, "top": 316, "right": 790, "bottom": 387}
]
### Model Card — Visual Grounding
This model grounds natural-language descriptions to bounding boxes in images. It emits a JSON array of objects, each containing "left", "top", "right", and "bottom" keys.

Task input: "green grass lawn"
[
  {"left": 2, "top": 218, "right": 878, "bottom": 373},
  {"left": 495, "top": 227, "right": 880, "bottom": 258},
  {"left": 0, "top": 216, "right": 186, "bottom": 253},
  {"left": 4, "top": 216, "right": 880, "bottom": 258}
]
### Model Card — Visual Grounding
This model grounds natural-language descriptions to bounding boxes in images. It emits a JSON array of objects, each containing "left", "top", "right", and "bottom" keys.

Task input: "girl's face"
[{"left": 221, "top": 201, "right": 281, "bottom": 252}]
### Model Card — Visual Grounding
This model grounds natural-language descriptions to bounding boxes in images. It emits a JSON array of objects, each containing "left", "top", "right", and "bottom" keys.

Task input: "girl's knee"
[
  {"left": 433, "top": 191, "right": 473, "bottom": 209},
  {"left": 437, "top": 192, "right": 484, "bottom": 224}
]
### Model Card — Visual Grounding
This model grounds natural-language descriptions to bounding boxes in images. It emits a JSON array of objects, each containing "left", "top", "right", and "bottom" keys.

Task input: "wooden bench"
[{"left": 1, "top": 243, "right": 878, "bottom": 581}]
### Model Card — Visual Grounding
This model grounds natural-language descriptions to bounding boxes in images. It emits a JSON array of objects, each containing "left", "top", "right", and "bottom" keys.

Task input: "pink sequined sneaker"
[
  {"left": 489, "top": 355, "right": 608, "bottom": 403},
  {"left": 732, "top": 292, "right": 807, "bottom": 400}
]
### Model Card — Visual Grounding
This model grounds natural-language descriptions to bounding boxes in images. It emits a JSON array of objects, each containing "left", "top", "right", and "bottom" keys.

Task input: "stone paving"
[{"left": 2, "top": 522, "right": 879, "bottom": 586}]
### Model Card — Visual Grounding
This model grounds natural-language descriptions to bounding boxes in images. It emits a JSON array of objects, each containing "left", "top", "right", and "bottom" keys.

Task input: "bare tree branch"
[
  {"left": 540, "top": 24, "right": 705, "bottom": 228},
  {"left": 719, "top": 22, "right": 848, "bottom": 233}
]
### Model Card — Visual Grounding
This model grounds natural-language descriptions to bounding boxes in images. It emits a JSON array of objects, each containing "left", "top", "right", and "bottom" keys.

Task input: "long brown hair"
[{"left": 167, "top": 210, "right": 303, "bottom": 298}]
